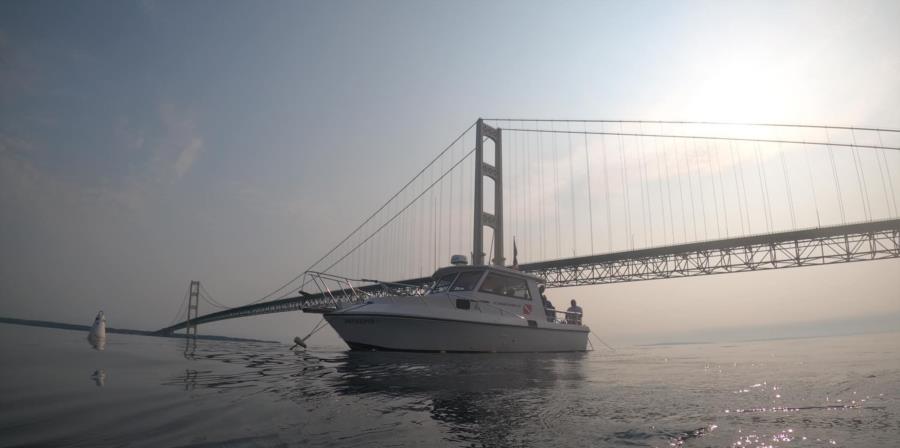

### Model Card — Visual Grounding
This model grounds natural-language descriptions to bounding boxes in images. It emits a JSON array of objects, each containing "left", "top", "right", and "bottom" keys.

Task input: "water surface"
[{"left": 0, "top": 325, "right": 897, "bottom": 447}]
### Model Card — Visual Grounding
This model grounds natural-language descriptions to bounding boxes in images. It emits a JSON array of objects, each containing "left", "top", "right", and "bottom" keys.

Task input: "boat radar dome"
[{"left": 450, "top": 255, "right": 468, "bottom": 266}]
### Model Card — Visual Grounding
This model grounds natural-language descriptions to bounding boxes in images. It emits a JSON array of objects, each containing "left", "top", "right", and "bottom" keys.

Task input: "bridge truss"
[{"left": 519, "top": 219, "right": 900, "bottom": 287}]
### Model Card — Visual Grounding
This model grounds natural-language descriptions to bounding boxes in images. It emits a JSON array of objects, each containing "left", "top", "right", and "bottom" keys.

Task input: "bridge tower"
[
  {"left": 185, "top": 280, "right": 200, "bottom": 337},
  {"left": 473, "top": 118, "right": 504, "bottom": 266}
]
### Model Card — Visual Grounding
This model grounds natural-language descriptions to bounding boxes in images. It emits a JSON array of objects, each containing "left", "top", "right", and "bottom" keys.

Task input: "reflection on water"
[
  {"left": 87, "top": 333, "right": 106, "bottom": 351},
  {"left": 86, "top": 330, "right": 106, "bottom": 388},
  {"left": 91, "top": 369, "right": 106, "bottom": 387},
  {"left": 158, "top": 336, "right": 900, "bottom": 448},
  {"left": 1, "top": 325, "right": 899, "bottom": 447},
  {"left": 331, "top": 351, "right": 586, "bottom": 446},
  {"left": 182, "top": 335, "right": 197, "bottom": 359},
  {"left": 166, "top": 347, "right": 588, "bottom": 446}
]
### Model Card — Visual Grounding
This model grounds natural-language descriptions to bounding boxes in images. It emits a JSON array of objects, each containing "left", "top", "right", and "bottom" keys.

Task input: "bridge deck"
[
  {"left": 521, "top": 218, "right": 900, "bottom": 287},
  {"left": 157, "top": 218, "right": 900, "bottom": 334}
]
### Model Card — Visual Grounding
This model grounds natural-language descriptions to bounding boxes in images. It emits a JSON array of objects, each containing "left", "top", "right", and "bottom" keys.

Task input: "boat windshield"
[
  {"left": 449, "top": 271, "right": 484, "bottom": 291},
  {"left": 429, "top": 270, "right": 485, "bottom": 294},
  {"left": 478, "top": 273, "right": 531, "bottom": 300},
  {"left": 429, "top": 273, "right": 457, "bottom": 294}
]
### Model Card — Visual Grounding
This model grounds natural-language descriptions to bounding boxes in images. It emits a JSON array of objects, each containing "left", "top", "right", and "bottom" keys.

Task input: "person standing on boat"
[
  {"left": 566, "top": 299, "right": 583, "bottom": 325},
  {"left": 543, "top": 300, "right": 556, "bottom": 322},
  {"left": 539, "top": 285, "right": 555, "bottom": 322}
]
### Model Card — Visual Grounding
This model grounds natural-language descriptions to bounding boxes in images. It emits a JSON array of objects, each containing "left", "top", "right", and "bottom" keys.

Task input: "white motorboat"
[{"left": 324, "top": 259, "right": 589, "bottom": 352}]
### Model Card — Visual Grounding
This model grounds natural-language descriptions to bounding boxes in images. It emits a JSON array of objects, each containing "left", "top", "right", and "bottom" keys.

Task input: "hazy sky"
[{"left": 1, "top": 0, "right": 898, "bottom": 344}]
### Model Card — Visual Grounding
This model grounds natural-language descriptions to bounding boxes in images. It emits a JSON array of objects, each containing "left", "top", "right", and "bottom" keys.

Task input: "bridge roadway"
[{"left": 156, "top": 218, "right": 900, "bottom": 335}]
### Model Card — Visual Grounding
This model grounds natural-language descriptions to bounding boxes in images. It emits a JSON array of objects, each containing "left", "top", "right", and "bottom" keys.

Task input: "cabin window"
[
  {"left": 478, "top": 273, "right": 531, "bottom": 300},
  {"left": 430, "top": 273, "right": 457, "bottom": 294},
  {"left": 449, "top": 271, "right": 484, "bottom": 291}
]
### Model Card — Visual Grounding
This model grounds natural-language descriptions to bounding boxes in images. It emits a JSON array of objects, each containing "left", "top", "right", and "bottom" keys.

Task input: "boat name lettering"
[
  {"left": 343, "top": 318, "right": 376, "bottom": 325},
  {"left": 490, "top": 302, "right": 519, "bottom": 308}
]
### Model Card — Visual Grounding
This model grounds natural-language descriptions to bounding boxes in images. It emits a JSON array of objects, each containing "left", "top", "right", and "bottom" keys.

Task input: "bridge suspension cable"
[
  {"left": 496, "top": 127, "right": 900, "bottom": 152},
  {"left": 483, "top": 118, "right": 900, "bottom": 134},
  {"left": 199, "top": 121, "right": 479, "bottom": 310},
  {"left": 165, "top": 284, "right": 191, "bottom": 328}
]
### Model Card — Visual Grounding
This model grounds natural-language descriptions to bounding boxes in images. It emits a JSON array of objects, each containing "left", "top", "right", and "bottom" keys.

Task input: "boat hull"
[{"left": 324, "top": 312, "right": 589, "bottom": 353}]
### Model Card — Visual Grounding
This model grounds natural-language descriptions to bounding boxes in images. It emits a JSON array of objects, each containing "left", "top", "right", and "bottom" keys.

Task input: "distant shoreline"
[{"left": 0, "top": 316, "right": 277, "bottom": 344}]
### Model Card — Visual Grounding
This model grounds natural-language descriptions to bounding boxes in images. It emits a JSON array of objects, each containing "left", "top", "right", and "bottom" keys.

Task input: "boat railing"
[
  {"left": 369, "top": 279, "right": 431, "bottom": 306},
  {"left": 303, "top": 272, "right": 430, "bottom": 309},
  {"left": 544, "top": 308, "right": 583, "bottom": 325},
  {"left": 366, "top": 279, "right": 429, "bottom": 298},
  {"left": 304, "top": 271, "right": 368, "bottom": 308}
]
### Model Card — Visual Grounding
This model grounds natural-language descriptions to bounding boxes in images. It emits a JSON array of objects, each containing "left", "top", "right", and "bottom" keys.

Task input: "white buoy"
[{"left": 88, "top": 311, "right": 107, "bottom": 350}]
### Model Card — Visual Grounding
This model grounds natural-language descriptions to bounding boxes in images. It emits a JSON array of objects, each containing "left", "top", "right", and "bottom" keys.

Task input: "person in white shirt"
[{"left": 566, "top": 299, "right": 583, "bottom": 325}]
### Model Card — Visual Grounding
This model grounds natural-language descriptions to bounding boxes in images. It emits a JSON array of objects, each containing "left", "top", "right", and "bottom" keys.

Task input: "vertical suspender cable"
[
  {"left": 552, "top": 122, "right": 562, "bottom": 257},
  {"left": 680, "top": 137, "right": 697, "bottom": 240},
  {"left": 825, "top": 129, "right": 847, "bottom": 224},
  {"left": 508, "top": 128, "right": 516, "bottom": 254},
  {"left": 706, "top": 141, "right": 722, "bottom": 238},
  {"left": 584, "top": 122, "right": 596, "bottom": 254},
  {"left": 388, "top": 202, "right": 394, "bottom": 279},
  {"left": 355, "top": 223, "right": 361, "bottom": 278},
  {"left": 778, "top": 143, "right": 797, "bottom": 229},
  {"left": 876, "top": 131, "right": 898, "bottom": 217},
  {"left": 674, "top": 135, "right": 688, "bottom": 242},
  {"left": 601, "top": 123, "right": 613, "bottom": 252},
  {"left": 414, "top": 182, "right": 420, "bottom": 276},
  {"left": 516, "top": 123, "right": 523, "bottom": 254},
  {"left": 871, "top": 132, "right": 891, "bottom": 218},
  {"left": 525, "top": 127, "right": 532, "bottom": 258},
  {"left": 459, "top": 139, "right": 465, "bottom": 254},
  {"left": 448, "top": 142, "right": 454, "bottom": 258},
  {"left": 763, "top": 143, "right": 775, "bottom": 231},
  {"left": 690, "top": 137, "right": 707, "bottom": 239},
  {"left": 712, "top": 142, "right": 729, "bottom": 238},
  {"left": 438, "top": 154, "right": 444, "bottom": 266},
  {"left": 739, "top": 142, "right": 753, "bottom": 233},
  {"left": 636, "top": 123, "right": 650, "bottom": 247},
  {"left": 653, "top": 133, "right": 668, "bottom": 245},
  {"left": 319, "top": 146, "right": 478, "bottom": 277},
  {"left": 568, "top": 122, "right": 578, "bottom": 255},
  {"left": 619, "top": 122, "right": 632, "bottom": 248},
  {"left": 536, "top": 121, "right": 546, "bottom": 259},
  {"left": 406, "top": 190, "right": 413, "bottom": 276},
  {"left": 804, "top": 141, "right": 822, "bottom": 227},
  {"left": 430, "top": 164, "right": 436, "bottom": 270},
  {"left": 850, "top": 128, "right": 872, "bottom": 221},
  {"left": 753, "top": 142, "right": 772, "bottom": 232},
  {"left": 660, "top": 126, "right": 675, "bottom": 244}
]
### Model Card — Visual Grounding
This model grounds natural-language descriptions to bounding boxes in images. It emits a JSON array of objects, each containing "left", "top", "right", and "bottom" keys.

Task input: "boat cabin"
[
  {"left": 429, "top": 264, "right": 539, "bottom": 298},
  {"left": 423, "top": 262, "right": 577, "bottom": 326}
]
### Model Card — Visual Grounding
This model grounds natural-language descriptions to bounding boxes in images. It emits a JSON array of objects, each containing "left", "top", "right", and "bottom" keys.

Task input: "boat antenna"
[{"left": 487, "top": 230, "right": 495, "bottom": 265}]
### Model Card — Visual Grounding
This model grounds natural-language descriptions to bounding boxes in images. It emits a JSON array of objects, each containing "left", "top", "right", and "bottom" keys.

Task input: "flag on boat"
[{"left": 512, "top": 237, "right": 519, "bottom": 270}]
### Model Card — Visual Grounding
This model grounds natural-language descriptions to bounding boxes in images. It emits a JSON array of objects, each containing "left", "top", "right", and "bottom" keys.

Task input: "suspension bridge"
[{"left": 157, "top": 118, "right": 900, "bottom": 335}]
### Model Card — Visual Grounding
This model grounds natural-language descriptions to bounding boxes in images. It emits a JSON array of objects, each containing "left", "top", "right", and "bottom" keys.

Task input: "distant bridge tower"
[
  {"left": 473, "top": 119, "right": 504, "bottom": 266},
  {"left": 186, "top": 280, "right": 200, "bottom": 338}
]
